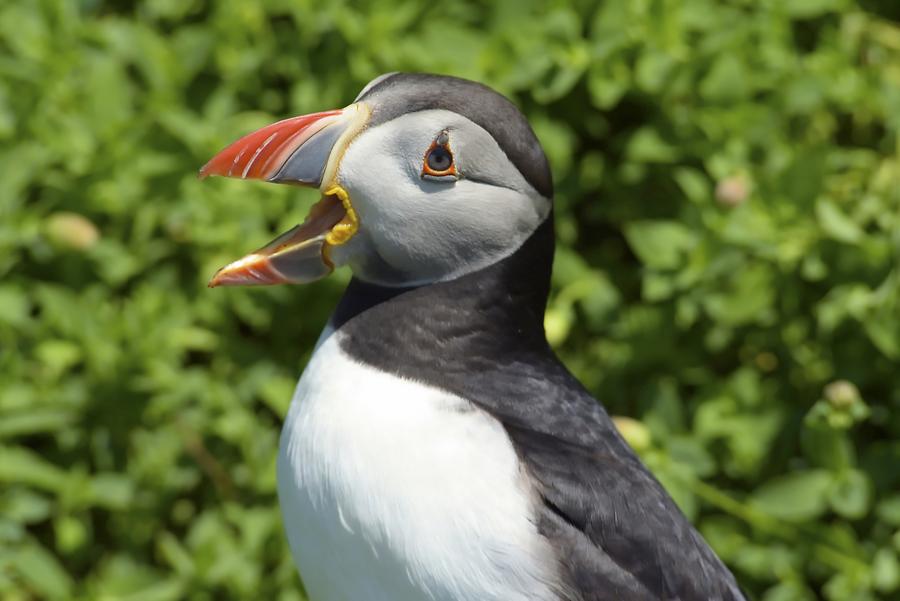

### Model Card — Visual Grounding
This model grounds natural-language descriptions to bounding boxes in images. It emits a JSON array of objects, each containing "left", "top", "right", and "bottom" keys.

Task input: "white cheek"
[
  {"left": 338, "top": 131, "right": 425, "bottom": 250},
  {"left": 335, "top": 111, "right": 548, "bottom": 284}
]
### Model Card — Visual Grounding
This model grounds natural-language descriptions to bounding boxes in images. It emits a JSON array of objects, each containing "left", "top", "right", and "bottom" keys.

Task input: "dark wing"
[
  {"left": 473, "top": 358, "right": 746, "bottom": 601},
  {"left": 329, "top": 236, "right": 745, "bottom": 600}
]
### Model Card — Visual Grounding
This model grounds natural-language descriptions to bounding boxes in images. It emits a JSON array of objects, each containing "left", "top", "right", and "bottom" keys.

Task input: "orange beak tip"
[
  {"left": 207, "top": 260, "right": 241, "bottom": 289},
  {"left": 207, "top": 268, "right": 225, "bottom": 288},
  {"left": 197, "top": 159, "right": 217, "bottom": 180},
  {"left": 206, "top": 254, "right": 292, "bottom": 288}
]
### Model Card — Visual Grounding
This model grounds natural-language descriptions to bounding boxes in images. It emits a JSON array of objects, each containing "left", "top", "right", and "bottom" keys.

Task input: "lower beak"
[{"left": 199, "top": 104, "right": 367, "bottom": 287}]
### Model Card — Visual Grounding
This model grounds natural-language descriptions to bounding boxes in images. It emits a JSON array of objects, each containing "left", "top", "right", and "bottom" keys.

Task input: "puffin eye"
[
  {"left": 421, "top": 131, "right": 457, "bottom": 180},
  {"left": 427, "top": 146, "right": 452, "bottom": 172}
]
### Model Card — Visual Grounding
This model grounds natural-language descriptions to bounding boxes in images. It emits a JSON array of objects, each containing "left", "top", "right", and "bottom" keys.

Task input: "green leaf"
[
  {"left": 873, "top": 548, "right": 900, "bottom": 593},
  {"left": 623, "top": 221, "right": 697, "bottom": 270},
  {"left": 0, "top": 285, "right": 30, "bottom": 327},
  {"left": 786, "top": 0, "right": 846, "bottom": 18},
  {"left": 877, "top": 495, "right": 900, "bottom": 526},
  {"left": 816, "top": 199, "right": 864, "bottom": 244},
  {"left": 763, "top": 581, "right": 817, "bottom": 601},
  {"left": 34, "top": 339, "right": 83, "bottom": 378},
  {"left": 667, "top": 437, "right": 716, "bottom": 478},
  {"left": 699, "top": 54, "right": 748, "bottom": 102},
  {"left": 625, "top": 128, "right": 680, "bottom": 163},
  {"left": 828, "top": 469, "right": 872, "bottom": 519},
  {"left": 0, "top": 446, "right": 65, "bottom": 492},
  {"left": 55, "top": 514, "right": 88, "bottom": 553},
  {"left": 750, "top": 470, "right": 833, "bottom": 522},
  {"left": 9, "top": 541, "right": 73, "bottom": 600},
  {"left": 86, "top": 554, "right": 185, "bottom": 600},
  {"left": 89, "top": 474, "right": 135, "bottom": 510},
  {"left": 0, "top": 408, "right": 73, "bottom": 439},
  {"left": 1, "top": 489, "right": 52, "bottom": 525},
  {"left": 801, "top": 426, "right": 853, "bottom": 471},
  {"left": 702, "top": 264, "right": 775, "bottom": 326},
  {"left": 587, "top": 60, "right": 629, "bottom": 109}
]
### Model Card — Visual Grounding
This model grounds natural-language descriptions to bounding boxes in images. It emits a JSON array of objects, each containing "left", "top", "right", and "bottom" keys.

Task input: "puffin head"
[{"left": 201, "top": 73, "right": 552, "bottom": 288}]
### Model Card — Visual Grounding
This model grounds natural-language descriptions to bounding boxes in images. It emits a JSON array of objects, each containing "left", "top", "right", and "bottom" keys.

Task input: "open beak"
[{"left": 199, "top": 103, "right": 369, "bottom": 287}]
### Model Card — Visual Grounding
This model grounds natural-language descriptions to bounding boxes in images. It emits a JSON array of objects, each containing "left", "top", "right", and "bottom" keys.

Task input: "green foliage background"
[{"left": 1, "top": 0, "right": 899, "bottom": 599}]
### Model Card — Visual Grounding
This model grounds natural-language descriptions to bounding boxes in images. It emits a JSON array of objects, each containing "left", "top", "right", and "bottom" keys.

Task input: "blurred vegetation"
[{"left": 1, "top": 0, "right": 899, "bottom": 599}]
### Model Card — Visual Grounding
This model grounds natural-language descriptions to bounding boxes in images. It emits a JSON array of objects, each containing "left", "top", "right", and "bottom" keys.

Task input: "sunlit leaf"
[{"left": 750, "top": 470, "right": 833, "bottom": 522}]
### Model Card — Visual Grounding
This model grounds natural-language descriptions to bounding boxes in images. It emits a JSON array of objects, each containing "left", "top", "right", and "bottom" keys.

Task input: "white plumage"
[{"left": 277, "top": 329, "right": 561, "bottom": 601}]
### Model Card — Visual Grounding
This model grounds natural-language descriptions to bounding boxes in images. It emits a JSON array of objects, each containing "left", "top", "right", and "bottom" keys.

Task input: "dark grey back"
[{"left": 358, "top": 73, "right": 553, "bottom": 199}]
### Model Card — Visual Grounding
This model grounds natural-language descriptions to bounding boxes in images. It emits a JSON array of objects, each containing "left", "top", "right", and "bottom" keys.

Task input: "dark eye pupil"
[{"left": 427, "top": 147, "right": 452, "bottom": 171}]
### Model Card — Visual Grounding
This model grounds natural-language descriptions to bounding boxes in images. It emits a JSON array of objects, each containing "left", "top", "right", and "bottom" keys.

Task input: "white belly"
[{"left": 276, "top": 330, "right": 560, "bottom": 601}]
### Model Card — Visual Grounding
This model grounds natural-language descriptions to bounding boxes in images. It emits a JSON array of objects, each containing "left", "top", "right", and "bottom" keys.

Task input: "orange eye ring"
[{"left": 421, "top": 131, "right": 457, "bottom": 179}]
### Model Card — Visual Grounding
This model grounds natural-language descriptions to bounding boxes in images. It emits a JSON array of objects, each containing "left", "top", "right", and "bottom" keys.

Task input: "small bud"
[
  {"left": 824, "top": 380, "right": 860, "bottom": 409},
  {"left": 754, "top": 352, "right": 778, "bottom": 372},
  {"left": 45, "top": 212, "right": 99, "bottom": 250},
  {"left": 612, "top": 416, "right": 652, "bottom": 452},
  {"left": 715, "top": 174, "right": 750, "bottom": 207}
]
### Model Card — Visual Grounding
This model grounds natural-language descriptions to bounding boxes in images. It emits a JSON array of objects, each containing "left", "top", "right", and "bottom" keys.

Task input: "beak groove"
[{"left": 199, "top": 109, "right": 344, "bottom": 185}]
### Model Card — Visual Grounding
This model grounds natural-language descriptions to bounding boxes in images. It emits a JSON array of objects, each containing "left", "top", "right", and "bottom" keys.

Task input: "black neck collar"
[
  {"left": 328, "top": 212, "right": 613, "bottom": 446},
  {"left": 330, "top": 214, "right": 555, "bottom": 364}
]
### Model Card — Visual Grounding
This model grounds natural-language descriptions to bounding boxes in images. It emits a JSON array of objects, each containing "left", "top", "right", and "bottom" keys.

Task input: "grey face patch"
[
  {"left": 332, "top": 109, "right": 550, "bottom": 286},
  {"left": 358, "top": 73, "right": 553, "bottom": 199}
]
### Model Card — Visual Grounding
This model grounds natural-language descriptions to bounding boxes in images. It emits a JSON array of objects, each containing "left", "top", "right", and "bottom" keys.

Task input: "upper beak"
[{"left": 199, "top": 104, "right": 368, "bottom": 287}]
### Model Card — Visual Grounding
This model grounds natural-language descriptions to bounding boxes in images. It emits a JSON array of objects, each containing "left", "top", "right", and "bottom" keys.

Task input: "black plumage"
[{"left": 331, "top": 216, "right": 745, "bottom": 600}]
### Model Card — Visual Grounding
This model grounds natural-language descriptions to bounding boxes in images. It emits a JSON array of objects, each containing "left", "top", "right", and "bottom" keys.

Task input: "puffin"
[{"left": 200, "top": 73, "right": 745, "bottom": 601}]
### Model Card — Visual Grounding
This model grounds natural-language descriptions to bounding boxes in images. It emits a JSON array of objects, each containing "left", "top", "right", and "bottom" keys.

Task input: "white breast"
[{"left": 276, "top": 330, "right": 561, "bottom": 601}]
